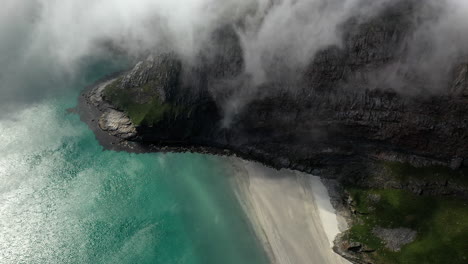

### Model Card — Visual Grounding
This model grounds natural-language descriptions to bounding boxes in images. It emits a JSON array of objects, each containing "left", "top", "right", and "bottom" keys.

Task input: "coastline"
[
  {"left": 76, "top": 77, "right": 352, "bottom": 264},
  {"left": 78, "top": 71, "right": 468, "bottom": 264},
  {"left": 76, "top": 75, "right": 259, "bottom": 157},
  {"left": 226, "top": 158, "right": 350, "bottom": 264}
]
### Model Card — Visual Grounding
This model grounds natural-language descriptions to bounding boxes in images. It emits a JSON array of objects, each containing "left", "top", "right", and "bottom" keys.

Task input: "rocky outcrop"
[
  {"left": 372, "top": 227, "right": 417, "bottom": 252},
  {"left": 117, "top": 54, "right": 182, "bottom": 104},
  {"left": 98, "top": 109, "right": 136, "bottom": 140},
  {"left": 333, "top": 233, "right": 376, "bottom": 264},
  {"left": 84, "top": 1, "right": 468, "bottom": 184}
]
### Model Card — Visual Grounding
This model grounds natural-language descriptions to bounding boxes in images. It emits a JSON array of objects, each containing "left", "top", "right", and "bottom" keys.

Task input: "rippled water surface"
[{"left": 0, "top": 64, "right": 268, "bottom": 264}]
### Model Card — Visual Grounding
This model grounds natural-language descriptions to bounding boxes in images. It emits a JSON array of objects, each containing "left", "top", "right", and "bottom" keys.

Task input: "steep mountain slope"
[
  {"left": 91, "top": 1, "right": 467, "bottom": 178},
  {"left": 80, "top": 2, "right": 468, "bottom": 263}
]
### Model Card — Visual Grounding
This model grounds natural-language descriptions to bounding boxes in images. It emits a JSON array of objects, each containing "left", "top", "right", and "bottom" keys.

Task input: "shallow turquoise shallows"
[{"left": 0, "top": 61, "right": 269, "bottom": 264}]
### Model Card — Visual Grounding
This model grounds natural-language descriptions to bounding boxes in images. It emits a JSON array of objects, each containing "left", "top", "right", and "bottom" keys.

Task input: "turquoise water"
[{"left": 0, "top": 62, "right": 269, "bottom": 264}]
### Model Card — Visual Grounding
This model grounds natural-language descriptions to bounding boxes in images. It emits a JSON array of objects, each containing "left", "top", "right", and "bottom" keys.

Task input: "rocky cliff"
[
  {"left": 79, "top": 2, "right": 468, "bottom": 262},
  {"left": 85, "top": 1, "right": 468, "bottom": 188}
]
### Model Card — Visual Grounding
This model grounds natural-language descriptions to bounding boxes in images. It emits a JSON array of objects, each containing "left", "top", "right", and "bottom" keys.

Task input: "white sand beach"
[{"left": 228, "top": 159, "right": 350, "bottom": 264}]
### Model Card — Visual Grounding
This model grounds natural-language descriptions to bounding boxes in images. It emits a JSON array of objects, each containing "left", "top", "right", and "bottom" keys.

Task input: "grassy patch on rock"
[
  {"left": 347, "top": 188, "right": 468, "bottom": 264},
  {"left": 103, "top": 79, "right": 184, "bottom": 126},
  {"left": 383, "top": 161, "right": 468, "bottom": 188}
]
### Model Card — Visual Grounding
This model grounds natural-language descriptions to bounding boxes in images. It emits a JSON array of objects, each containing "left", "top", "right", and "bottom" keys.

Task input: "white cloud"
[{"left": 1, "top": 0, "right": 468, "bottom": 113}]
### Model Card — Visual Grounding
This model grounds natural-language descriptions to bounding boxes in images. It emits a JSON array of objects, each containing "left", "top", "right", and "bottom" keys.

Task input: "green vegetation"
[
  {"left": 103, "top": 79, "right": 185, "bottom": 126},
  {"left": 383, "top": 161, "right": 468, "bottom": 188},
  {"left": 347, "top": 188, "right": 468, "bottom": 264}
]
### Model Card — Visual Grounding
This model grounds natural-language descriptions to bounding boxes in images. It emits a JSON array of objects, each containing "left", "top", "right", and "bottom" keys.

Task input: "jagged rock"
[
  {"left": 348, "top": 242, "right": 363, "bottom": 252},
  {"left": 98, "top": 109, "right": 137, "bottom": 140},
  {"left": 372, "top": 227, "right": 417, "bottom": 252},
  {"left": 333, "top": 233, "right": 376, "bottom": 264},
  {"left": 113, "top": 53, "right": 182, "bottom": 104}
]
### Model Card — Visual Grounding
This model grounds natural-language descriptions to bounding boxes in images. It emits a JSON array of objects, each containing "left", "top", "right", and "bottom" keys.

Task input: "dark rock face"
[
  {"left": 92, "top": 1, "right": 468, "bottom": 186},
  {"left": 81, "top": 5, "right": 468, "bottom": 262},
  {"left": 333, "top": 233, "right": 376, "bottom": 264},
  {"left": 107, "top": 53, "right": 182, "bottom": 104},
  {"left": 199, "top": 25, "right": 244, "bottom": 80}
]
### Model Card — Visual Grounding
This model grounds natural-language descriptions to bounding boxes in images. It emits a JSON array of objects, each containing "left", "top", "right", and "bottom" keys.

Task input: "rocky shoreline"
[
  {"left": 74, "top": 1, "right": 468, "bottom": 189},
  {"left": 76, "top": 2, "right": 468, "bottom": 262},
  {"left": 78, "top": 74, "right": 468, "bottom": 264},
  {"left": 78, "top": 76, "right": 468, "bottom": 199},
  {"left": 77, "top": 76, "right": 360, "bottom": 262}
]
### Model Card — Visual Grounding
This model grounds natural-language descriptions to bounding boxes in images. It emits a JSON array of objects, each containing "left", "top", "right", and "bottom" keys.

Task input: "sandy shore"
[{"left": 228, "top": 159, "right": 350, "bottom": 264}]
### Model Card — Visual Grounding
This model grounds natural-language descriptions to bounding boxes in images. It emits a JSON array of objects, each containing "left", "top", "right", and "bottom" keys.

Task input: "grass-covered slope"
[
  {"left": 103, "top": 78, "right": 184, "bottom": 126},
  {"left": 101, "top": 54, "right": 186, "bottom": 127},
  {"left": 345, "top": 187, "right": 468, "bottom": 264},
  {"left": 383, "top": 161, "right": 468, "bottom": 190}
]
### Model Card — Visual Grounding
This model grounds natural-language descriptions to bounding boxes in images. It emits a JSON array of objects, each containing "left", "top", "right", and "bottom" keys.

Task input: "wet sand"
[{"left": 228, "top": 159, "right": 350, "bottom": 264}]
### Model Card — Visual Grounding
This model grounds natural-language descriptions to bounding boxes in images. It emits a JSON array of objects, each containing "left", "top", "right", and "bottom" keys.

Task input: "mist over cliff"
[{"left": 1, "top": 0, "right": 468, "bottom": 115}]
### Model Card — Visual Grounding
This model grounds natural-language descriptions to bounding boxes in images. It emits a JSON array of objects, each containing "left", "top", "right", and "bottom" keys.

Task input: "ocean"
[{"left": 0, "top": 61, "right": 269, "bottom": 264}]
